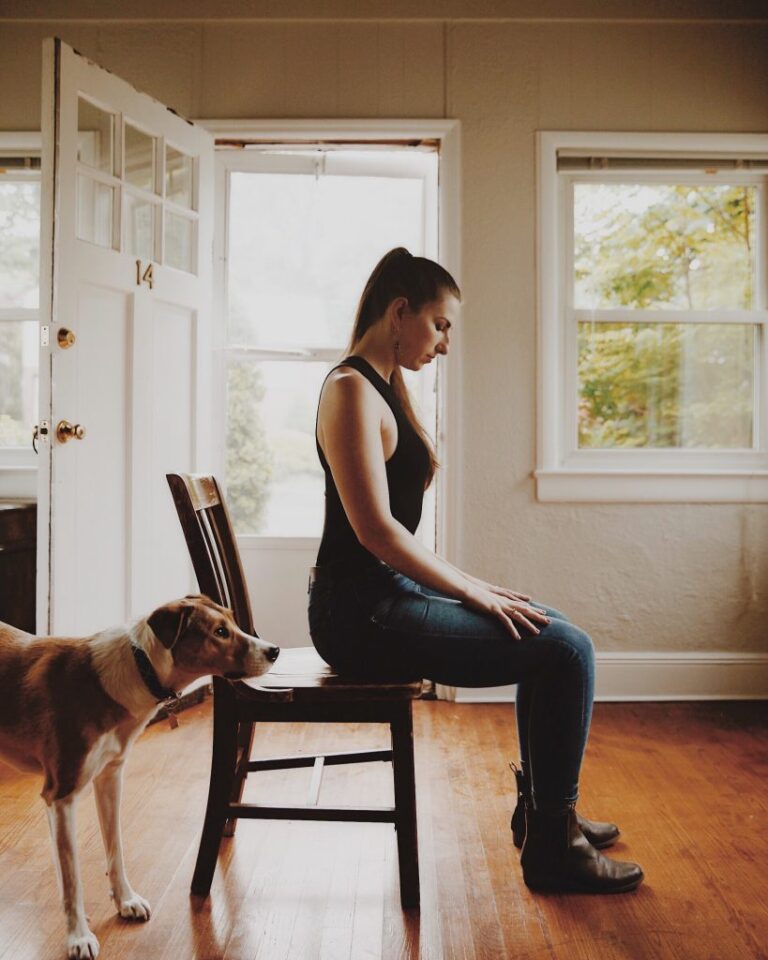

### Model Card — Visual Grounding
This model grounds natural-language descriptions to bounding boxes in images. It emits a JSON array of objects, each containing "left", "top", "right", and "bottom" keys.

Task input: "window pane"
[
  {"left": 164, "top": 211, "right": 195, "bottom": 272},
  {"left": 225, "top": 358, "right": 328, "bottom": 535},
  {"left": 124, "top": 191, "right": 155, "bottom": 260},
  {"left": 0, "top": 322, "right": 38, "bottom": 448},
  {"left": 165, "top": 145, "right": 193, "bottom": 208},
  {"left": 574, "top": 184, "right": 756, "bottom": 311},
  {"left": 124, "top": 122, "right": 155, "bottom": 192},
  {"left": 0, "top": 180, "right": 40, "bottom": 309},
  {"left": 77, "top": 175, "right": 114, "bottom": 249},
  {"left": 77, "top": 97, "right": 114, "bottom": 174},
  {"left": 578, "top": 322, "right": 754, "bottom": 449},
  {"left": 227, "top": 171, "right": 425, "bottom": 348}
]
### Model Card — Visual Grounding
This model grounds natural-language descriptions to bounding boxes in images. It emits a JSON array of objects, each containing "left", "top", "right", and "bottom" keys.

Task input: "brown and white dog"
[{"left": 0, "top": 594, "right": 279, "bottom": 960}]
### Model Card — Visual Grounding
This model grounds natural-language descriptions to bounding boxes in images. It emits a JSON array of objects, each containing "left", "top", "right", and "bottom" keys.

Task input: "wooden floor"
[{"left": 0, "top": 698, "right": 766, "bottom": 960}]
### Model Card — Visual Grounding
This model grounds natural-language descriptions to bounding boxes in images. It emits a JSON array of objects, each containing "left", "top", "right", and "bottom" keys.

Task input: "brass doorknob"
[
  {"left": 56, "top": 420, "right": 86, "bottom": 443},
  {"left": 57, "top": 328, "right": 76, "bottom": 349}
]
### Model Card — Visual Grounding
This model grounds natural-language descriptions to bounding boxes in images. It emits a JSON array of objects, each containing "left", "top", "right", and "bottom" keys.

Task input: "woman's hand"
[
  {"left": 461, "top": 583, "right": 551, "bottom": 641},
  {"left": 465, "top": 573, "right": 533, "bottom": 603}
]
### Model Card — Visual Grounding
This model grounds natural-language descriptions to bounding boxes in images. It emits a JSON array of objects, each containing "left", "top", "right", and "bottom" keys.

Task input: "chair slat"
[
  {"left": 187, "top": 474, "right": 221, "bottom": 511},
  {"left": 228, "top": 803, "right": 396, "bottom": 823},
  {"left": 307, "top": 757, "right": 324, "bottom": 806}
]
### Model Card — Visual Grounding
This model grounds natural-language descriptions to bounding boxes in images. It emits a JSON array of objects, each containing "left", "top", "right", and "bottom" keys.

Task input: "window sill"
[
  {"left": 0, "top": 466, "right": 37, "bottom": 499},
  {"left": 535, "top": 469, "right": 768, "bottom": 503}
]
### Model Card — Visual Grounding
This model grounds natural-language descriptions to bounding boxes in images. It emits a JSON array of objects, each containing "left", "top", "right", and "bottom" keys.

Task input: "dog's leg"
[
  {"left": 46, "top": 797, "right": 100, "bottom": 960},
  {"left": 93, "top": 761, "right": 151, "bottom": 921}
]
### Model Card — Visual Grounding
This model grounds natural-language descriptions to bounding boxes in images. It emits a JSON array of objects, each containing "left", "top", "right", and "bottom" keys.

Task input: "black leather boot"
[
  {"left": 510, "top": 761, "right": 620, "bottom": 850},
  {"left": 520, "top": 802, "right": 644, "bottom": 894}
]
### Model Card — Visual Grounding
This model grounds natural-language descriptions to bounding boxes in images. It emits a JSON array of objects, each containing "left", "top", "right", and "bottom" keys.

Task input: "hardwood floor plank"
[{"left": 0, "top": 700, "right": 765, "bottom": 960}]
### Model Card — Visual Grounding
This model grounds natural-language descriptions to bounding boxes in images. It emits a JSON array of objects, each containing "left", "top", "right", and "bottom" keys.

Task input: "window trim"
[
  {"left": 536, "top": 131, "right": 768, "bottom": 503},
  {"left": 199, "top": 118, "right": 463, "bottom": 557}
]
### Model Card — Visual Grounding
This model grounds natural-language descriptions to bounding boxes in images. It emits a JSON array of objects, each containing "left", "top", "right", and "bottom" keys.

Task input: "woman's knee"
[{"left": 539, "top": 621, "right": 595, "bottom": 670}]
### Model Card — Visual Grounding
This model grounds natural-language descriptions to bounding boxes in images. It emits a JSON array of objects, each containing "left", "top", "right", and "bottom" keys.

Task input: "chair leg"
[
  {"left": 391, "top": 702, "right": 420, "bottom": 909},
  {"left": 191, "top": 679, "right": 239, "bottom": 897},
  {"left": 223, "top": 720, "right": 254, "bottom": 838}
]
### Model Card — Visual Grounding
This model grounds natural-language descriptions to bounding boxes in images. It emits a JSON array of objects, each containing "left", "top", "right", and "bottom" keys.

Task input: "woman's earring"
[{"left": 394, "top": 339, "right": 400, "bottom": 364}]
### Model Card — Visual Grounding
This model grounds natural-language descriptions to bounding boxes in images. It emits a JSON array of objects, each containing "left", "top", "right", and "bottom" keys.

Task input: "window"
[
  {"left": 537, "top": 132, "right": 768, "bottom": 502},
  {"left": 77, "top": 96, "right": 198, "bottom": 272},
  {"left": 215, "top": 143, "right": 440, "bottom": 541},
  {"left": 0, "top": 148, "right": 40, "bottom": 482}
]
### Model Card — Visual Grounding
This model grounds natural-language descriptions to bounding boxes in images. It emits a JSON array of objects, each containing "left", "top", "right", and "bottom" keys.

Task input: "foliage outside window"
[{"left": 574, "top": 183, "right": 756, "bottom": 451}]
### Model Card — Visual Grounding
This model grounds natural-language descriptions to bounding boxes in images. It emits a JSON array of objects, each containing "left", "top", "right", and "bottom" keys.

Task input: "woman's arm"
[
  {"left": 319, "top": 371, "right": 547, "bottom": 639},
  {"left": 438, "top": 556, "right": 531, "bottom": 602}
]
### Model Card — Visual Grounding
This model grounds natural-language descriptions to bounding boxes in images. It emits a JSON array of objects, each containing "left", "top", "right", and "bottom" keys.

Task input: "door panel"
[
  {"left": 57, "top": 285, "right": 130, "bottom": 634},
  {"left": 39, "top": 38, "right": 213, "bottom": 634},
  {"left": 139, "top": 301, "right": 195, "bottom": 615}
]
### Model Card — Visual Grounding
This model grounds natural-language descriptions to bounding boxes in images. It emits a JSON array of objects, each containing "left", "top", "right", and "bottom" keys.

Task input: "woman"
[{"left": 307, "top": 247, "right": 643, "bottom": 894}]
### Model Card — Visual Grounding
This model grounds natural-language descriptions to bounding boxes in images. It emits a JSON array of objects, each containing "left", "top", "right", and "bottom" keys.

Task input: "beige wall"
[{"left": 1, "top": 4, "right": 766, "bottom": 653}]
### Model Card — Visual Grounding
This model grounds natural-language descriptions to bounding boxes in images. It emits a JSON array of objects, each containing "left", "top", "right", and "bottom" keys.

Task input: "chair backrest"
[{"left": 166, "top": 473, "right": 257, "bottom": 636}]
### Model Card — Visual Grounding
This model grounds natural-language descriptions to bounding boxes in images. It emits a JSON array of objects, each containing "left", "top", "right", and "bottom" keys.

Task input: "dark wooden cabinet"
[{"left": 0, "top": 501, "right": 36, "bottom": 633}]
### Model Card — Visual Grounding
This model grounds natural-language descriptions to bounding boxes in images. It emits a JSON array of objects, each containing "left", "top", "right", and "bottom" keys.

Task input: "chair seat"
[{"left": 238, "top": 645, "right": 423, "bottom": 701}]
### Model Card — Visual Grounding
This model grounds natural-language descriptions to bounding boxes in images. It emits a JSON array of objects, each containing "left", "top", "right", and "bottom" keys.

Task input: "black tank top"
[{"left": 315, "top": 355, "right": 431, "bottom": 567}]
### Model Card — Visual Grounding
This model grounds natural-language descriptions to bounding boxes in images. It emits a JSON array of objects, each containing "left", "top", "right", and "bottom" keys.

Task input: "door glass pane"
[
  {"left": 574, "top": 184, "right": 756, "bottom": 311},
  {"left": 225, "top": 358, "right": 328, "bottom": 535},
  {"left": 578, "top": 322, "right": 754, "bottom": 449},
  {"left": 0, "top": 179, "right": 40, "bottom": 308},
  {"left": 124, "top": 191, "right": 155, "bottom": 260},
  {"left": 227, "top": 171, "right": 425, "bottom": 348},
  {"left": 164, "top": 211, "right": 194, "bottom": 272},
  {"left": 77, "top": 97, "right": 114, "bottom": 174},
  {"left": 76, "top": 175, "right": 114, "bottom": 248},
  {"left": 0, "top": 322, "right": 38, "bottom": 447},
  {"left": 165, "top": 145, "right": 193, "bottom": 208},
  {"left": 124, "top": 122, "right": 155, "bottom": 193}
]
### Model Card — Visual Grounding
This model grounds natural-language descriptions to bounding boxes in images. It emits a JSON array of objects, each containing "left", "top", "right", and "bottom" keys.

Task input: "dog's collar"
[{"left": 131, "top": 644, "right": 180, "bottom": 702}]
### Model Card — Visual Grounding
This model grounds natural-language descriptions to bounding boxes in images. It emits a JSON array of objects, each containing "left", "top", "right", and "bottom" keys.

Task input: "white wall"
[{"left": 1, "top": 2, "right": 766, "bottom": 666}]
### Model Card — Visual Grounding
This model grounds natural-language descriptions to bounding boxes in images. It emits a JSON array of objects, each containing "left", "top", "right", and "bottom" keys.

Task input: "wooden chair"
[{"left": 166, "top": 473, "right": 421, "bottom": 908}]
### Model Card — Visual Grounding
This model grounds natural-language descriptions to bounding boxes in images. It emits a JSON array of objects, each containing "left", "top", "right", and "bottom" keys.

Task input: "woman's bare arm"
[{"left": 437, "top": 556, "right": 531, "bottom": 602}]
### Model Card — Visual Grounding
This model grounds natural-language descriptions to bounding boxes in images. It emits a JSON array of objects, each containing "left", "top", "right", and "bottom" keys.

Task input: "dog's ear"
[{"left": 148, "top": 599, "right": 195, "bottom": 649}]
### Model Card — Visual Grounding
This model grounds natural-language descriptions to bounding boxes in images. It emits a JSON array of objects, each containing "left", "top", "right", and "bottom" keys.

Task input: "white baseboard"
[{"left": 449, "top": 651, "right": 768, "bottom": 702}]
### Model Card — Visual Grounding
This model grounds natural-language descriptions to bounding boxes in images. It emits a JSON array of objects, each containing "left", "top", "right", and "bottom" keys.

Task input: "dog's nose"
[{"left": 266, "top": 645, "right": 280, "bottom": 662}]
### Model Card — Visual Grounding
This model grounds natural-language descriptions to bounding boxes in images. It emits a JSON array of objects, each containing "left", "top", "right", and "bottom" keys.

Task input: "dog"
[{"left": 0, "top": 594, "right": 279, "bottom": 960}]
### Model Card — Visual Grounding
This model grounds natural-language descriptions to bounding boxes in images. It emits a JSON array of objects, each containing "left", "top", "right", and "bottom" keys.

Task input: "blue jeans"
[{"left": 307, "top": 560, "right": 596, "bottom": 811}]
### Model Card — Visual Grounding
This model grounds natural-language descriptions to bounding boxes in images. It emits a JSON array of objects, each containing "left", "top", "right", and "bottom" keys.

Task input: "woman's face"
[{"left": 397, "top": 292, "right": 460, "bottom": 371}]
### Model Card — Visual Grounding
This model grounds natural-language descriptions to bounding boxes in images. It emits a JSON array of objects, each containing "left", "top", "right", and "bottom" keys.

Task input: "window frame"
[
  {"left": 201, "top": 119, "right": 462, "bottom": 550},
  {"left": 536, "top": 131, "right": 768, "bottom": 503},
  {"left": 0, "top": 132, "right": 42, "bottom": 497}
]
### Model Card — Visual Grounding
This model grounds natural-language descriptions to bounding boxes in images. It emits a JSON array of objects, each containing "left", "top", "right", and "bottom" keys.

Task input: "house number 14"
[{"left": 136, "top": 260, "right": 155, "bottom": 290}]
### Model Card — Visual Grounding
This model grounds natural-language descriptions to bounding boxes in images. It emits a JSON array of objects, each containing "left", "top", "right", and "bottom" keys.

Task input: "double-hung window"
[
  {"left": 213, "top": 137, "right": 441, "bottom": 544},
  {"left": 537, "top": 132, "right": 768, "bottom": 502},
  {"left": 0, "top": 137, "right": 41, "bottom": 498}
]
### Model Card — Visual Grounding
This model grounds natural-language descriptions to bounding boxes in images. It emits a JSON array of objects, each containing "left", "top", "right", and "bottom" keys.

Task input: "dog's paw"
[
  {"left": 117, "top": 892, "right": 151, "bottom": 921},
  {"left": 67, "top": 929, "right": 99, "bottom": 959}
]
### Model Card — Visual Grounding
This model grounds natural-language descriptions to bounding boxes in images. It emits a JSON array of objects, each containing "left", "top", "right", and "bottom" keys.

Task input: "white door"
[{"left": 38, "top": 38, "right": 214, "bottom": 634}]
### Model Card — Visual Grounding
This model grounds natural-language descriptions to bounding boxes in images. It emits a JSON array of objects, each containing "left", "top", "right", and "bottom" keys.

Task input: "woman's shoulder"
[{"left": 320, "top": 363, "right": 383, "bottom": 408}]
